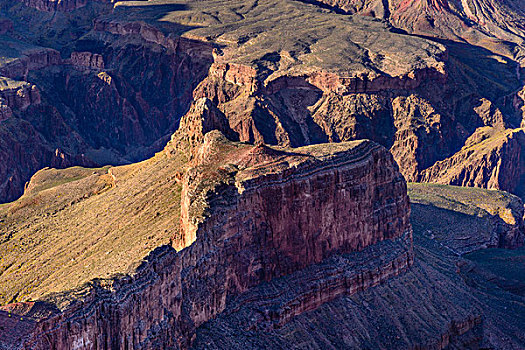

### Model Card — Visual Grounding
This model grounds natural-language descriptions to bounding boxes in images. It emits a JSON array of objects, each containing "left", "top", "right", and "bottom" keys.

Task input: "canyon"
[
  {"left": 0, "top": 126, "right": 523, "bottom": 348},
  {"left": 0, "top": 124, "right": 414, "bottom": 348},
  {"left": 0, "top": 0, "right": 524, "bottom": 203},
  {"left": 0, "top": 0, "right": 524, "bottom": 349}
]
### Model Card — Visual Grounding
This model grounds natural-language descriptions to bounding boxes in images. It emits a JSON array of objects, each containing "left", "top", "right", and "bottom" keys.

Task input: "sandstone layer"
[
  {"left": 192, "top": 231, "right": 525, "bottom": 349},
  {"left": 0, "top": 130, "right": 413, "bottom": 349},
  {"left": 0, "top": 0, "right": 524, "bottom": 201}
]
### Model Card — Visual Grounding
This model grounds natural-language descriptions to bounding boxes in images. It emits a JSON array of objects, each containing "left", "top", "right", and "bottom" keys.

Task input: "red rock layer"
[
  {"left": 0, "top": 19, "right": 215, "bottom": 203},
  {"left": 0, "top": 84, "right": 41, "bottom": 111},
  {"left": 0, "top": 49, "right": 61, "bottom": 80},
  {"left": 420, "top": 128, "right": 525, "bottom": 199},
  {"left": 7, "top": 135, "right": 411, "bottom": 350},
  {"left": 69, "top": 51, "right": 104, "bottom": 69}
]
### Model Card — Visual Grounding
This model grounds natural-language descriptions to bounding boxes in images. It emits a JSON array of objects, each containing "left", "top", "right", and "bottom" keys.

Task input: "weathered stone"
[{"left": 0, "top": 133, "right": 412, "bottom": 349}]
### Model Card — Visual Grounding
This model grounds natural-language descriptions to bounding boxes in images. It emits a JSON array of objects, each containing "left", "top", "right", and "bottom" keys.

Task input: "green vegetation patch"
[{"left": 408, "top": 182, "right": 522, "bottom": 224}]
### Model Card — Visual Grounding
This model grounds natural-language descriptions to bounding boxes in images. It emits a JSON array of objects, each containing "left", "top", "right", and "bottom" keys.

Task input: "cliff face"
[
  {"left": 0, "top": 79, "right": 95, "bottom": 201},
  {"left": 0, "top": 132, "right": 412, "bottom": 350},
  {"left": 0, "top": 83, "right": 40, "bottom": 111},
  {"left": 179, "top": 132, "right": 411, "bottom": 267},
  {"left": 0, "top": 48, "right": 61, "bottom": 81},
  {"left": 0, "top": 12, "right": 215, "bottom": 202},
  {"left": 1, "top": 0, "right": 523, "bottom": 203},
  {"left": 419, "top": 127, "right": 525, "bottom": 198},
  {"left": 69, "top": 51, "right": 104, "bottom": 69},
  {"left": 192, "top": 231, "right": 525, "bottom": 350}
]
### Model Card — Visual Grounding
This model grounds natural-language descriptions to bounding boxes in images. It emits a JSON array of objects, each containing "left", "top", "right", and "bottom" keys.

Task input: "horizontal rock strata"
[
  {"left": 1, "top": 133, "right": 412, "bottom": 349},
  {"left": 419, "top": 127, "right": 525, "bottom": 198}
]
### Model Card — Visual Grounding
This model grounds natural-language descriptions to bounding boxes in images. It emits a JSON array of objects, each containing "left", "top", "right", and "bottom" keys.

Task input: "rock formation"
[
  {"left": 0, "top": 0, "right": 524, "bottom": 202},
  {"left": 69, "top": 51, "right": 104, "bottom": 69},
  {"left": 0, "top": 133, "right": 523, "bottom": 349},
  {"left": 0, "top": 48, "right": 61, "bottom": 81},
  {"left": 409, "top": 183, "right": 525, "bottom": 253},
  {"left": 0, "top": 129, "right": 413, "bottom": 349},
  {"left": 310, "top": 0, "right": 525, "bottom": 61},
  {"left": 0, "top": 1, "right": 523, "bottom": 348},
  {"left": 419, "top": 127, "right": 525, "bottom": 198}
]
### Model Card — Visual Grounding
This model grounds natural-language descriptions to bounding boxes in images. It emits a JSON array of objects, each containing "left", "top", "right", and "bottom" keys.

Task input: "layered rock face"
[
  {"left": 69, "top": 51, "right": 104, "bottom": 69},
  {"left": 1, "top": 132, "right": 412, "bottom": 350},
  {"left": 420, "top": 127, "right": 525, "bottom": 198},
  {"left": 0, "top": 3, "right": 216, "bottom": 202},
  {"left": 1, "top": 0, "right": 524, "bottom": 203},
  {"left": 192, "top": 230, "right": 525, "bottom": 349},
  {"left": 0, "top": 48, "right": 61, "bottom": 80}
]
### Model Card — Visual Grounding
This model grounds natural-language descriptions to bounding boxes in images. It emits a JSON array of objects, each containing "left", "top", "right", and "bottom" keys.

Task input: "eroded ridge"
[{"left": 0, "top": 132, "right": 412, "bottom": 349}]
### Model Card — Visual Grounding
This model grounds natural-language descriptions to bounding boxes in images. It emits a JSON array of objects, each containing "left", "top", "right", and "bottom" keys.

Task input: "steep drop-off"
[
  {"left": 0, "top": 127, "right": 413, "bottom": 349},
  {"left": 1, "top": 0, "right": 520, "bottom": 201}
]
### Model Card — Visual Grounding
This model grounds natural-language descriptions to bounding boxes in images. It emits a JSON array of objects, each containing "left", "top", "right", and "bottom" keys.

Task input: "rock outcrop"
[
  {"left": 69, "top": 51, "right": 104, "bottom": 69},
  {"left": 0, "top": 48, "right": 61, "bottom": 81},
  {"left": 419, "top": 127, "right": 525, "bottom": 198},
  {"left": 0, "top": 131, "right": 412, "bottom": 349},
  {"left": 2, "top": 0, "right": 523, "bottom": 202},
  {"left": 409, "top": 183, "right": 525, "bottom": 253},
  {"left": 0, "top": 82, "right": 41, "bottom": 111}
]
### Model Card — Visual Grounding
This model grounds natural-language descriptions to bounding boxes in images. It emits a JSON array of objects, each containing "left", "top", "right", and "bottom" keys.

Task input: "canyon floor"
[{"left": 0, "top": 0, "right": 524, "bottom": 349}]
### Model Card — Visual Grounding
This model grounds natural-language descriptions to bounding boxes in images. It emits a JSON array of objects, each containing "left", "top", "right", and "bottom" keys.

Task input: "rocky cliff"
[
  {"left": 420, "top": 127, "right": 525, "bottom": 198},
  {"left": 0, "top": 2, "right": 217, "bottom": 202},
  {"left": 0, "top": 131, "right": 413, "bottom": 349},
  {"left": 0, "top": 0, "right": 524, "bottom": 203},
  {"left": 1, "top": 134, "right": 522, "bottom": 349}
]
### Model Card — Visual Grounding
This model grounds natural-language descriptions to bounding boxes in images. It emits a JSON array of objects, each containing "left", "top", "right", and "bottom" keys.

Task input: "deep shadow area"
[
  {"left": 293, "top": 0, "right": 352, "bottom": 15},
  {"left": 464, "top": 248, "right": 525, "bottom": 297}
]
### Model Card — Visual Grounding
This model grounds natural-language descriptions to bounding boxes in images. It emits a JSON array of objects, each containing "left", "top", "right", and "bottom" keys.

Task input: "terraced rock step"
[{"left": 0, "top": 132, "right": 412, "bottom": 349}]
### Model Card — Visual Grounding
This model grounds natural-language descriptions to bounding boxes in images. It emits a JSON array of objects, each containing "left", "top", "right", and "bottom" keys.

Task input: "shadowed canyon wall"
[{"left": 1, "top": 0, "right": 525, "bottom": 202}]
